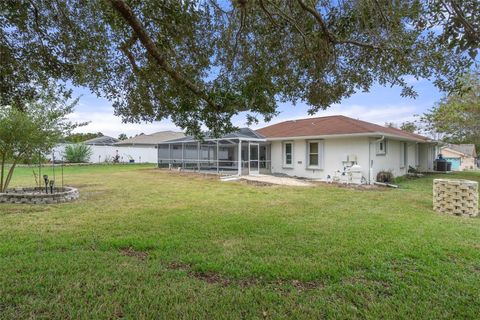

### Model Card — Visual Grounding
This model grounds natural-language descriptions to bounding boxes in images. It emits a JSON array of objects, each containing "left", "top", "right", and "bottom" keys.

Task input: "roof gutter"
[{"left": 263, "top": 132, "right": 429, "bottom": 143}]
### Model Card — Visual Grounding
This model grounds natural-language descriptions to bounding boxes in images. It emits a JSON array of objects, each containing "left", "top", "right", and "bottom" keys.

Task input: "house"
[
  {"left": 157, "top": 115, "right": 438, "bottom": 183},
  {"left": 440, "top": 144, "right": 477, "bottom": 171},
  {"left": 114, "top": 131, "right": 185, "bottom": 163},
  {"left": 84, "top": 136, "right": 119, "bottom": 146},
  {"left": 115, "top": 131, "right": 185, "bottom": 147}
]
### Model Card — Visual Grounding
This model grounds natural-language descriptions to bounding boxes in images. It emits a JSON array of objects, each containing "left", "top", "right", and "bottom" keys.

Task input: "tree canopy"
[
  {"left": 64, "top": 132, "right": 104, "bottom": 143},
  {"left": 1, "top": 0, "right": 478, "bottom": 135},
  {"left": 0, "top": 87, "right": 78, "bottom": 191},
  {"left": 421, "top": 71, "right": 480, "bottom": 151}
]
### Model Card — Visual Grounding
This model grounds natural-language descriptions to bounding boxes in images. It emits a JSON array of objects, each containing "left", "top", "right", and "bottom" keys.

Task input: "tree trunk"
[
  {"left": 0, "top": 153, "right": 5, "bottom": 192},
  {"left": 3, "top": 158, "right": 19, "bottom": 192}
]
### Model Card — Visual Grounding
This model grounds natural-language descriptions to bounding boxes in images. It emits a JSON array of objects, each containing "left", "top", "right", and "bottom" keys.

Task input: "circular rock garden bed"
[{"left": 0, "top": 187, "right": 79, "bottom": 204}]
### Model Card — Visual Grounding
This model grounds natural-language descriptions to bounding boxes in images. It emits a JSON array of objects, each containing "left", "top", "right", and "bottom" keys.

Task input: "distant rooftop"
[
  {"left": 84, "top": 136, "right": 119, "bottom": 146},
  {"left": 166, "top": 128, "right": 265, "bottom": 143},
  {"left": 442, "top": 144, "right": 477, "bottom": 157},
  {"left": 115, "top": 131, "right": 185, "bottom": 146}
]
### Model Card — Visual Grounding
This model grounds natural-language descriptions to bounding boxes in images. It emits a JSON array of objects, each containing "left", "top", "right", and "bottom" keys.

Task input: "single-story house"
[
  {"left": 440, "top": 144, "right": 477, "bottom": 171},
  {"left": 115, "top": 131, "right": 185, "bottom": 147},
  {"left": 157, "top": 115, "right": 438, "bottom": 183},
  {"left": 84, "top": 136, "right": 119, "bottom": 146},
  {"left": 52, "top": 131, "right": 185, "bottom": 163},
  {"left": 114, "top": 131, "right": 185, "bottom": 163}
]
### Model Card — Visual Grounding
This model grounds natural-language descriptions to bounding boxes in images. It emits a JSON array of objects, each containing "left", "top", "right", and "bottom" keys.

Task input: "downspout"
[{"left": 368, "top": 136, "right": 384, "bottom": 184}]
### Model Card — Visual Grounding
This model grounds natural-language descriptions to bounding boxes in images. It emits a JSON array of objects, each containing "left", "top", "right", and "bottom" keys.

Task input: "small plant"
[
  {"left": 376, "top": 170, "right": 394, "bottom": 183},
  {"left": 407, "top": 165, "right": 418, "bottom": 174},
  {"left": 64, "top": 144, "right": 93, "bottom": 163}
]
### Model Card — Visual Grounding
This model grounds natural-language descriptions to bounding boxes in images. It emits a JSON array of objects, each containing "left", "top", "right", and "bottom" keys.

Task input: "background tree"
[
  {"left": 64, "top": 132, "right": 104, "bottom": 143},
  {"left": 118, "top": 133, "right": 128, "bottom": 141},
  {"left": 400, "top": 121, "right": 418, "bottom": 133},
  {"left": 421, "top": 71, "right": 480, "bottom": 151},
  {"left": 1, "top": 1, "right": 477, "bottom": 135},
  {"left": 0, "top": 87, "right": 79, "bottom": 192}
]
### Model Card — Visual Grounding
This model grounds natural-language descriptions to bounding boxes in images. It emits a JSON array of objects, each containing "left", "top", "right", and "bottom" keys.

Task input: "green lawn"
[{"left": 1, "top": 165, "right": 479, "bottom": 319}]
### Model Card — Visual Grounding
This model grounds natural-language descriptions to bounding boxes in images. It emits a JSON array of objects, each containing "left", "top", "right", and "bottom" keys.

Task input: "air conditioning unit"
[{"left": 347, "top": 154, "right": 357, "bottom": 162}]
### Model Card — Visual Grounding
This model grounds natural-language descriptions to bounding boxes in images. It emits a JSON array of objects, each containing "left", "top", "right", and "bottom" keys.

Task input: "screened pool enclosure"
[{"left": 157, "top": 128, "right": 270, "bottom": 175}]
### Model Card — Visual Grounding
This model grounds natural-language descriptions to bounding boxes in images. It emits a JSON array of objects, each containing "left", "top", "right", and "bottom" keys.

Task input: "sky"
[{"left": 69, "top": 76, "right": 443, "bottom": 138}]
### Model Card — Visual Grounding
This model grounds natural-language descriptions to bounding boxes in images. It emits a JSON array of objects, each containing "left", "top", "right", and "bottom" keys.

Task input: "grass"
[{"left": 1, "top": 165, "right": 479, "bottom": 319}]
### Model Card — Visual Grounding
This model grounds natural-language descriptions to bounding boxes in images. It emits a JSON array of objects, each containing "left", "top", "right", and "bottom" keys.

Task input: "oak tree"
[{"left": 1, "top": 0, "right": 478, "bottom": 135}]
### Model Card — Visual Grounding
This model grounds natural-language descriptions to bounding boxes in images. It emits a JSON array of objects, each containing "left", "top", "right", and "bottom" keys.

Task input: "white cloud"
[
  {"left": 250, "top": 103, "right": 419, "bottom": 129},
  {"left": 69, "top": 102, "right": 422, "bottom": 137},
  {"left": 68, "top": 111, "right": 181, "bottom": 137}
]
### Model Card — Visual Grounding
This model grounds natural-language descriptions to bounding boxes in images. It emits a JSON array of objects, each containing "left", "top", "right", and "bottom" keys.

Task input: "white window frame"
[
  {"left": 376, "top": 139, "right": 387, "bottom": 156},
  {"left": 283, "top": 141, "right": 294, "bottom": 168},
  {"left": 307, "top": 140, "right": 324, "bottom": 169}
]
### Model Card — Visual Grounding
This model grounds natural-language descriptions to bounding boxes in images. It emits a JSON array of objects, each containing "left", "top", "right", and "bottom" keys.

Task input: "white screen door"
[{"left": 249, "top": 143, "right": 259, "bottom": 175}]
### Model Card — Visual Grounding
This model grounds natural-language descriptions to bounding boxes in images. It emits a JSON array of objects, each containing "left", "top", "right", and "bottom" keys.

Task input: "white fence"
[{"left": 51, "top": 144, "right": 158, "bottom": 163}]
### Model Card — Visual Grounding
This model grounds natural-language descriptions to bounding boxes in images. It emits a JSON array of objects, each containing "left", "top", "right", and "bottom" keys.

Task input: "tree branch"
[
  {"left": 296, "top": 0, "right": 381, "bottom": 50},
  {"left": 108, "top": 0, "right": 219, "bottom": 110},
  {"left": 296, "top": 0, "right": 335, "bottom": 43},
  {"left": 120, "top": 34, "right": 140, "bottom": 73}
]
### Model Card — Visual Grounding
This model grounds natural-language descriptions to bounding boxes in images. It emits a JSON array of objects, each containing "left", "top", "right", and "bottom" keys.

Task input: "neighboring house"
[
  {"left": 115, "top": 131, "right": 185, "bottom": 147},
  {"left": 157, "top": 115, "right": 438, "bottom": 183},
  {"left": 440, "top": 144, "right": 477, "bottom": 171},
  {"left": 52, "top": 132, "right": 184, "bottom": 163},
  {"left": 84, "top": 136, "right": 119, "bottom": 146},
  {"left": 114, "top": 131, "right": 185, "bottom": 163},
  {"left": 51, "top": 136, "right": 118, "bottom": 162}
]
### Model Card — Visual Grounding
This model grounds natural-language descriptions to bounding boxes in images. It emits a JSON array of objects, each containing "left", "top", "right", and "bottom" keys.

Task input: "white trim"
[
  {"left": 263, "top": 132, "right": 428, "bottom": 143},
  {"left": 162, "top": 137, "right": 266, "bottom": 144}
]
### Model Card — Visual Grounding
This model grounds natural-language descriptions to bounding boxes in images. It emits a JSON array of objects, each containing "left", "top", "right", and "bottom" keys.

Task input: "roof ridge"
[{"left": 335, "top": 115, "right": 379, "bottom": 132}]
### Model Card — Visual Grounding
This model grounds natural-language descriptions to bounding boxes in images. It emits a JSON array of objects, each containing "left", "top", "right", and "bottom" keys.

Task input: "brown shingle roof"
[{"left": 256, "top": 115, "right": 430, "bottom": 141}]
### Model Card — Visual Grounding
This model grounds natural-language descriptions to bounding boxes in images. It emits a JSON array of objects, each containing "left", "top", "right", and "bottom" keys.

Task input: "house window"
[
  {"left": 376, "top": 140, "right": 387, "bottom": 155},
  {"left": 400, "top": 142, "right": 407, "bottom": 168},
  {"left": 309, "top": 142, "right": 319, "bottom": 166},
  {"left": 283, "top": 142, "right": 293, "bottom": 167},
  {"left": 307, "top": 140, "right": 324, "bottom": 169},
  {"left": 415, "top": 144, "right": 419, "bottom": 166}
]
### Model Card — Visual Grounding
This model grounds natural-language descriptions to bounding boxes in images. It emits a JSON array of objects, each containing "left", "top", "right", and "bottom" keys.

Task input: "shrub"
[
  {"left": 376, "top": 170, "right": 394, "bottom": 183},
  {"left": 407, "top": 165, "right": 418, "bottom": 173},
  {"left": 64, "top": 144, "right": 93, "bottom": 163}
]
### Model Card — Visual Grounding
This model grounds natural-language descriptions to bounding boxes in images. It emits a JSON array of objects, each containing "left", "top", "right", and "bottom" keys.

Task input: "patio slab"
[{"left": 241, "top": 174, "right": 313, "bottom": 187}]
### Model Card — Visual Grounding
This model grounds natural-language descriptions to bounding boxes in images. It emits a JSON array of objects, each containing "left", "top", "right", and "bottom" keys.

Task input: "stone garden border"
[{"left": 0, "top": 187, "right": 79, "bottom": 204}]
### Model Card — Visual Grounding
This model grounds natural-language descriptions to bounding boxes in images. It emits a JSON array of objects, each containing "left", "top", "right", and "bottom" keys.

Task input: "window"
[
  {"left": 376, "top": 139, "right": 387, "bottom": 155},
  {"left": 307, "top": 140, "right": 324, "bottom": 169},
  {"left": 415, "top": 144, "right": 419, "bottom": 166},
  {"left": 400, "top": 142, "right": 407, "bottom": 168},
  {"left": 309, "top": 142, "right": 319, "bottom": 166},
  {"left": 283, "top": 142, "right": 293, "bottom": 167}
]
